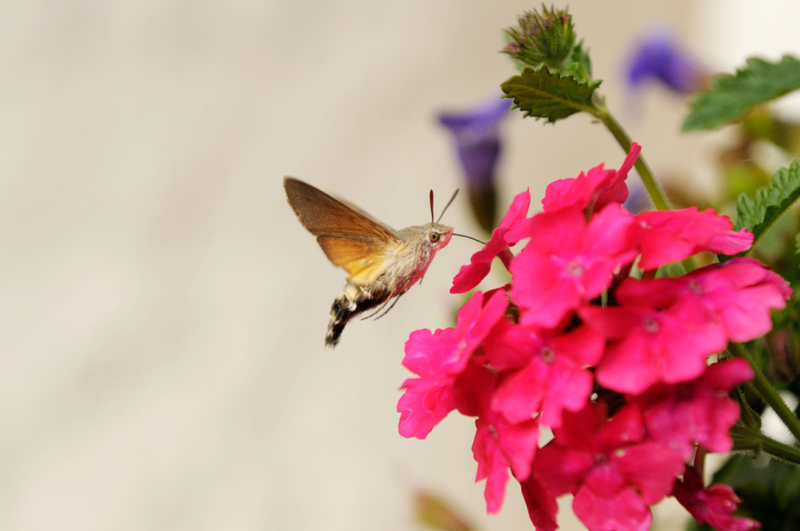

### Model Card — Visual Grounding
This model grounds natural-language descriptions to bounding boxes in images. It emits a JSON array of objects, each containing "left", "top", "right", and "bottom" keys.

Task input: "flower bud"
[{"left": 503, "top": 5, "right": 577, "bottom": 71}]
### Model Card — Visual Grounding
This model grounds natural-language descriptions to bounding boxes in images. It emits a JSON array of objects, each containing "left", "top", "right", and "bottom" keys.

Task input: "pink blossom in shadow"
[{"left": 673, "top": 467, "right": 761, "bottom": 531}]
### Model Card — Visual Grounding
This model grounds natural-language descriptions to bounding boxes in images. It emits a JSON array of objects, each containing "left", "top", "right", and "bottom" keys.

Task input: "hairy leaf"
[
  {"left": 501, "top": 65, "right": 601, "bottom": 123},
  {"left": 734, "top": 161, "right": 800, "bottom": 252},
  {"left": 683, "top": 55, "right": 800, "bottom": 130}
]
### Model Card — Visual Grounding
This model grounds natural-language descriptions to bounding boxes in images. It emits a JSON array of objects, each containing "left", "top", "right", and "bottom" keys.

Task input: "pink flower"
[
  {"left": 542, "top": 143, "right": 641, "bottom": 214},
  {"left": 686, "top": 257, "right": 791, "bottom": 342},
  {"left": 534, "top": 404, "right": 685, "bottom": 531},
  {"left": 398, "top": 290, "right": 507, "bottom": 438},
  {"left": 673, "top": 467, "right": 761, "bottom": 531},
  {"left": 580, "top": 284, "right": 728, "bottom": 394},
  {"left": 636, "top": 207, "right": 753, "bottom": 270},
  {"left": 489, "top": 324, "right": 605, "bottom": 427},
  {"left": 456, "top": 363, "right": 540, "bottom": 514},
  {"left": 451, "top": 190, "right": 531, "bottom": 293},
  {"left": 617, "top": 257, "right": 791, "bottom": 343},
  {"left": 629, "top": 358, "right": 754, "bottom": 459},
  {"left": 510, "top": 203, "right": 639, "bottom": 328}
]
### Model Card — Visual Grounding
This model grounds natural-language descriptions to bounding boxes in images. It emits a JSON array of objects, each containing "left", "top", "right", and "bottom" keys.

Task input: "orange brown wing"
[{"left": 284, "top": 177, "right": 399, "bottom": 278}]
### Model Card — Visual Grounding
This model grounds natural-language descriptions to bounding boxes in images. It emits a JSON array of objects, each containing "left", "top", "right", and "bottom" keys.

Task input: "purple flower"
[
  {"left": 438, "top": 96, "right": 512, "bottom": 233},
  {"left": 626, "top": 30, "right": 706, "bottom": 94}
]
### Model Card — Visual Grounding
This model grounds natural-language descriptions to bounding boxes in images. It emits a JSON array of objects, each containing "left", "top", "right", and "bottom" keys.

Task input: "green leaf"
[
  {"left": 734, "top": 160, "right": 800, "bottom": 251},
  {"left": 796, "top": 232, "right": 800, "bottom": 255},
  {"left": 500, "top": 65, "right": 601, "bottom": 123},
  {"left": 683, "top": 55, "right": 800, "bottom": 130}
]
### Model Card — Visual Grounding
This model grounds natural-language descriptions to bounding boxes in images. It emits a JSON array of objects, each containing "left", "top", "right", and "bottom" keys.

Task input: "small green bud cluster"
[{"left": 503, "top": 5, "right": 582, "bottom": 75}]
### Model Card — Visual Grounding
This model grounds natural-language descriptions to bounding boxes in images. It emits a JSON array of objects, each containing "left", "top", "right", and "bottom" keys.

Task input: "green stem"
[
  {"left": 588, "top": 101, "right": 672, "bottom": 212},
  {"left": 731, "top": 342, "right": 800, "bottom": 442},
  {"left": 733, "top": 385, "right": 762, "bottom": 431},
  {"left": 731, "top": 424, "right": 800, "bottom": 467}
]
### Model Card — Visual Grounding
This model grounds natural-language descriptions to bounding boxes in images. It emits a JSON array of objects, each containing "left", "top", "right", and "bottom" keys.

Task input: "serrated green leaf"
[
  {"left": 683, "top": 55, "right": 800, "bottom": 130},
  {"left": 734, "top": 160, "right": 800, "bottom": 252},
  {"left": 796, "top": 232, "right": 800, "bottom": 255},
  {"left": 500, "top": 65, "right": 601, "bottom": 123}
]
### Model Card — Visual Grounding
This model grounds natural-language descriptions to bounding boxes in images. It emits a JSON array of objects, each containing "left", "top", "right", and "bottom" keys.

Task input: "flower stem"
[
  {"left": 588, "top": 101, "right": 672, "bottom": 212},
  {"left": 731, "top": 424, "right": 800, "bottom": 467},
  {"left": 731, "top": 342, "right": 800, "bottom": 443}
]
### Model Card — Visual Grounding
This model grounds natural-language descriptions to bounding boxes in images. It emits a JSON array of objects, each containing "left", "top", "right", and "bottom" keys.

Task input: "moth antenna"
[
  {"left": 452, "top": 233, "right": 486, "bottom": 245},
  {"left": 436, "top": 189, "right": 459, "bottom": 223},
  {"left": 429, "top": 190, "right": 435, "bottom": 224}
]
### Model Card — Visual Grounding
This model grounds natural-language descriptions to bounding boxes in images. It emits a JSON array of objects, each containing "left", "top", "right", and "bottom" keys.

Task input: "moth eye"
[{"left": 429, "top": 232, "right": 439, "bottom": 242}]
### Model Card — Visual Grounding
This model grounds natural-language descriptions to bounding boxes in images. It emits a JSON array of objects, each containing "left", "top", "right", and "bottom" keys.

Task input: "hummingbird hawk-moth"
[{"left": 284, "top": 177, "right": 455, "bottom": 347}]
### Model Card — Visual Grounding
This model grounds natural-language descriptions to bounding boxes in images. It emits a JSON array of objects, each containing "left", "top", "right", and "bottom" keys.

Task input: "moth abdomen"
[{"left": 326, "top": 283, "right": 391, "bottom": 347}]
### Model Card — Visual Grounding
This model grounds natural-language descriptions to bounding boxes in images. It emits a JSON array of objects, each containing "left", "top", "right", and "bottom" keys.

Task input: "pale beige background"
[{"left": 1, "top": 1, "right": 797, "bottom": 531}]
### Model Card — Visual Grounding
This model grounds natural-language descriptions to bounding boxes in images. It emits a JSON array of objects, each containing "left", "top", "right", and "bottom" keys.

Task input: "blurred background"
[{"left": 1, "top": 1, "right": 799, "bottom": 530}]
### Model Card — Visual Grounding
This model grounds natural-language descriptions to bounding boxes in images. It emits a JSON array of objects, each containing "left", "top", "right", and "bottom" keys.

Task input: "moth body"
[
  {"left": 326, "top": 223, "right": 452, "bottom": 346},
  {"left": 283, "top": 177, "right": 453, "bottom": 347}
]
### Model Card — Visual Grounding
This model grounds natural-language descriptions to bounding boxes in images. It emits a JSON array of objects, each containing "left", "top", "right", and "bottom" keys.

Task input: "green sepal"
[
  {"left": 501, "top": 65, "right": 601, "bottom": 123},
  {"left": 731, "top": 161, "right": 800, "bottom": 255},
  {"left": 683, "top": 55, "right": 800, "bottom": 131}
]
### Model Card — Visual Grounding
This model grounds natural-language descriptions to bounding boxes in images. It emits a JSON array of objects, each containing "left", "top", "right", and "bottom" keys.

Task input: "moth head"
[{"left": 426, "top": 223, "right": 453, "bottom": 250}]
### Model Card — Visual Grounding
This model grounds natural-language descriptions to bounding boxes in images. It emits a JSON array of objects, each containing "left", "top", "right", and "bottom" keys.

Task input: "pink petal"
[
  {"left": 402, "top": 328, "right": 461, "bottom": 376},
  {"left": 636, "top": 207, "right": 740, "bottom": 270},
  {"left": 673, "top": 468, "right": 761, "bottom": 531},
  {"left": 483, "top": 319, "right": 541, "bottom": 370},
  {"left": 397, "top": 375, "right": 457, "bottom": 439},
  {"left": 612, "top": 442, "right": 686, "bottom": 505},
  {"left": 451, "top": 190, "right": 531, "bottom": 293},
  {"left": 472, "top": 418, "right": 511, "bottom": 514},
  {"left": 706, "top": 228, "right": 754, "bottom": 255},
  {"left": 573, "top": 467, "right": 652, "bottom": 531},
  {"left": 593, "top": 143, "right": 641, "bottom": 212},
  {"left": 598, "top": 405, "right": 645, "bottom": 448},
  {"left": 534, "top": 443, "right": 594, "bottom": 497},
  {"left": 519, "top": 475, "right": 559, "bottom": 531}
]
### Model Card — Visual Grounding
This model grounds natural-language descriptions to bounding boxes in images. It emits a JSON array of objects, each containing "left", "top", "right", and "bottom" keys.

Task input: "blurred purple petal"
[
  {"left": 438, "top": 97, "right": 512, "bottom": 191},
  {"left": 438, "top": 97, "right": 512, "bottom": 232},
  {"left": 626, "top": 30, "right": 706, "bottom": 94}
]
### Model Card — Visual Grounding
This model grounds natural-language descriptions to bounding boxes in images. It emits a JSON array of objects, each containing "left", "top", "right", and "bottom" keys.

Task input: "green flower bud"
[{"left": 503, "top": 5, "right": 577, "bottom": 71}]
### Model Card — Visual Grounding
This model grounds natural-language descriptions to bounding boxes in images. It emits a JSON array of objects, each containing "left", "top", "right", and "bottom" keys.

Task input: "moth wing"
[
  {"left": 284, "top": 177, "right": 400, "bottom": 279},
  {"left": 316, "top": 235, "right": 395, "bottom": 282}
]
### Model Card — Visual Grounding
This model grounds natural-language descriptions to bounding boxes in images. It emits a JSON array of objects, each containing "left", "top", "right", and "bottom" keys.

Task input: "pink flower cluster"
[{"left": 398, "top": 144, "right": 790, "bottom": 531}]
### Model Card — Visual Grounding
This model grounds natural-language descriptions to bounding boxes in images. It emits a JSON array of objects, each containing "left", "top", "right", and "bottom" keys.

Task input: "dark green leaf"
[
  {"left": 683, "top": 55, "right": 800, "bottom": 131},
  {"left": 500, "top": 65, "right": 601, "bottom": 123},
  {"left": 733, "top": 160, "right": 800, "bottom": 252}
]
